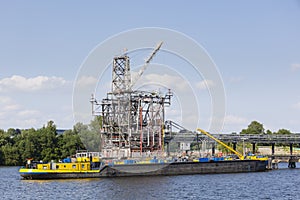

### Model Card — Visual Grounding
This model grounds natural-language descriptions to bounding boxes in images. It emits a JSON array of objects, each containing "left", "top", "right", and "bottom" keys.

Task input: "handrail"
[{"left": 197, "top": 128, "right": 244, "bottom": 160}]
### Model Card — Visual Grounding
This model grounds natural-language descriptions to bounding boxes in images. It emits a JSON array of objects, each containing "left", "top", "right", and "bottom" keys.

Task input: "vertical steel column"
[
  {"left": 271, "top": 143, "right": 275, "bottom": 162},
  {"left": 252, "top": 143, "right": 256, "bottom": 154},
  {"left": 271, "top": 143, "right": 275, "bottom": 156},
  {"left": 140, "top": 105, "right": 143, "bottom": 155},
  {"left": 212, "top": 143, "right": 215, "bottom": 156},
  {"left": 233, "top": 142, "right": 237, "bottom": 151}
]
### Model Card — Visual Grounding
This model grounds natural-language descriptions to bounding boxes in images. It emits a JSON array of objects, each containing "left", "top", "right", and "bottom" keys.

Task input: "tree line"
[
  {"left": 0, "top": 117, "right": 102, "bottom": 166},
  {"left": 0, "top": 119, "right": 293, "bottom": 166},
  {"left": 239, "top": 121, "right": 292, "bottom": 135},
  {"left": 217, "top": 121, "right": 292, "bottom": 154}
]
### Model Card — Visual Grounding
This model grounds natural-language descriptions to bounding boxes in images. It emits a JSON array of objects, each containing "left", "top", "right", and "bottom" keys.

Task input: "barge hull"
[{"left": 20, "top": 160, "right": 267, "bottom": 180}]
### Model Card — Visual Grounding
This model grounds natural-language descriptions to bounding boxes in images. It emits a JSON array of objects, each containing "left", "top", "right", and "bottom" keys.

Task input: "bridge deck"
[{"left": 169, "top": 132, "right": 300, "bottom": 144}]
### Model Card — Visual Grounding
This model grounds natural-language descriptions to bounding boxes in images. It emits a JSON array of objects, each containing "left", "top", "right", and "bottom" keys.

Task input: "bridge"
[
  {"left": 164, "top": 121, "right": 300, "bottom": 168},
  {"left": 169, "top": 131, "right": 300, "bottom": 144},
  {"left": 165, "top": 131, "right": 300, "bottom": 168},
  {"left": 168, "top": 132, "right": 300, "bottom": 154}
]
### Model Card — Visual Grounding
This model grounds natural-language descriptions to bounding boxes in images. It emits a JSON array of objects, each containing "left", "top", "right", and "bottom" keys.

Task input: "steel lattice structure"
[{"left": 91, "top": 44, "right": 172, "bottom": 159}]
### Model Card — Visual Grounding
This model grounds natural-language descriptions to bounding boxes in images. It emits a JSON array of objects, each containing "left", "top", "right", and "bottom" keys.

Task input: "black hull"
[{"left": 21, "top": 160, "right": 267, "bottom": 180}]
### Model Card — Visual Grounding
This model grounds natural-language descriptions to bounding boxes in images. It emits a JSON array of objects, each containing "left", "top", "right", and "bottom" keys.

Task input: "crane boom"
[
  {"left": 196, "top": 128, "right": 244, "bottom": 160},
  {"left": 130, "top": 41, "right": 163, "bottom": 89}
]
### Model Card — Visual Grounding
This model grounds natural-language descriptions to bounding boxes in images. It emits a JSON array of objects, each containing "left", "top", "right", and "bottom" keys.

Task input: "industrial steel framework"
[{"left": 91, "top": 43, "right": 172, "bottom": 159}]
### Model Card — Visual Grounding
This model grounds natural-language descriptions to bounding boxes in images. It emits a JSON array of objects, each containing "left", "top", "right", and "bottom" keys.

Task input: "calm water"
[{"left": 1, "top": 164, "right": 300, "bottom": 200}]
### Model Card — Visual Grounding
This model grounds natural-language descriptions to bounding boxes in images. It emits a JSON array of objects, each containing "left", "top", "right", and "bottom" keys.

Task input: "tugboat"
[{"left": 19, "top": 151, "right": 103, "bottom": 179}]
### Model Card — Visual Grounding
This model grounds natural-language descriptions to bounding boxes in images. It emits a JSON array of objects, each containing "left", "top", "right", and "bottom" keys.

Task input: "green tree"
[
  {"left": 0, "top": 129, "right": 9, "bottom": 146},
  {"left": 39, "top": 121, "right": 59, "bottom": 162},
  {"left": 0, "top": 130, "right": 6, "bottom": 165},
  {"left": 75, "top": 117, "right": 101, "bottom": 152},
  {"left": 275, "top": 129, "right": 291, "bottom": 135},
  {"left": 22, "top": 128, "right": 41, "bottom": 161},
  {"left": 0, "top": 119, "right": 103, "bottom": 166},
  {"left": 240, "top": 121, "right": 265, "bottom": 134},
  {"left": 266, "top": 129, "right": 273, "bottom": 135},
  {"left": 0, "top": 149, "right": 4, "bottom": 165},
  {"left": 1, "top": 143, "right": 20, "bottom": 165},
  {"left": 58, "top": 130, "right": 85, "bottom": 159},
  {"left": 7, "top": 128, "right": 21, "bottom": 137}
]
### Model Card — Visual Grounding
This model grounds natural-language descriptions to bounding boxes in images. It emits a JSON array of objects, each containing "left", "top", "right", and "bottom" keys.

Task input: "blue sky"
[{"left": 0, "top": 1, "right": 299, "bottom": 133}]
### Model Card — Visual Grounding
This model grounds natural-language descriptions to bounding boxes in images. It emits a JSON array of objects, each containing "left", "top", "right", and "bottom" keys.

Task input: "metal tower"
[{"left": 91, "top": 42, "right": 172, "bottom": 159}]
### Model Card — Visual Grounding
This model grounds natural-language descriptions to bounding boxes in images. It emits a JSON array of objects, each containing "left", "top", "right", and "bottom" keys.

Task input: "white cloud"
[
  {"left": 0, "top": 96, "right": 38, "bottom": 116},
  {"left": 289, "top": 119, "right": 300, "bottom": 126},
  {"left": 165, "top": 107, "right": 182, "bottom": 123},
  {"left": 0, "top": 95, "right": 43, "bottom": 129},
  {"left": 0, "top": 106, "right": 57, "bottom": 129},
  {"left": 224, "top": 115, "right": 248, "bottom": 125},
  {"left": 3, "top": 104, "right": 20, "bottom": 111},
  {"left": 229, "top": 76, "right": 243, "bottom": 83},
  {"left": 17, "top": 110, "right": 40, "bottom": 117},
  {"left": 0, "top": 96, "right": 11, "bottom": 104},
  {"left": 75, "top": 75, "right": 98, "bottom": 89},
  {"left": 196, "top": 80, "right": 215, "bottom": 90},
  {"left": 291, "top": 63, "right": 300, "bottom": 71},
  {"left": 139, "top": 73, "right": 189, "bottom": 92},
  {"left": 0, "top": 75, "right": 74, "bottom": 129},
  {"left": 14, "top": 118, "right": 39, "bottom": 128},
  {"left": 293, "top": 102, "right": 300, "bottom": 110},
  {"left": 0, "top": 96, "right": 11, "bottom": 105},
  {"left": 220, "top": 115, "right": 250, "bottom": 133},
  {"left": 0, "top": 75, "right": 69, "bottom": 92}
]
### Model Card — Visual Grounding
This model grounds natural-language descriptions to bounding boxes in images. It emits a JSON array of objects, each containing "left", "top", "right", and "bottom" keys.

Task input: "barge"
[
  {"left": 20, "top": 159, "right": 267, "bottom": 180},
  {"left": 19, "top": 152, "right": 268, "bottom": 180},
  {"left": 19, "top": 129, "right": 268, "bottom": 180}
]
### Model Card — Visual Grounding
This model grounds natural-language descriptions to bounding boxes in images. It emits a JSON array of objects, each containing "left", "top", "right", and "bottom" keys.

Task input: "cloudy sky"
[{"left": 0, "top": 1, "right": 300, "bottom": 133}]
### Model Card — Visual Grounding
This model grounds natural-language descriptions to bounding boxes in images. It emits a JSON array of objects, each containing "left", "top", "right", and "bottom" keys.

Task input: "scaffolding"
[{"left": 91, "top": 43, "right": 172, "bottom": 159}]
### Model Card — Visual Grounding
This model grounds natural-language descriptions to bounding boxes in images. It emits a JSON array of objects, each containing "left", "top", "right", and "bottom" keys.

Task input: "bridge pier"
[
  {"left": 288, "top": 144, "right": 296, "bottom": 168},
  {"left": 288, "top": 160, "right": 296, "bottom": 168},
  {"left": 271, "top": 143, "right": 275, "bottom": 159},
  {"left": 270, "top": 143, "right": 278, "bottom": 169},
  {"left": 252, "top": 143, "right": 256, "bottom": 154},
  {"left": 271, "top": 159, "right": 279, "bottom": 170}
]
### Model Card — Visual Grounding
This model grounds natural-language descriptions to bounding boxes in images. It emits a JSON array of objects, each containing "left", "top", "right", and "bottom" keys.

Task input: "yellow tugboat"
[{"left": 19, "top": 151, "right": 103, "bottom": 180}]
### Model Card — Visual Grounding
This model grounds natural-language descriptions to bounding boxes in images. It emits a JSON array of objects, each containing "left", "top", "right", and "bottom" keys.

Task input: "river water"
[{"left": 1, "top": 164, "right": 300, "bottom": 200}]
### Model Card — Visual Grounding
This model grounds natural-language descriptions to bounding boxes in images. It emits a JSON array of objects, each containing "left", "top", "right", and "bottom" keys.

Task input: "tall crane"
[{"left": 130, "top": 41, "right": 163, "bottom": 89}]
